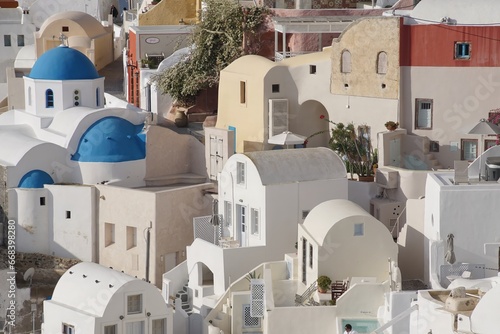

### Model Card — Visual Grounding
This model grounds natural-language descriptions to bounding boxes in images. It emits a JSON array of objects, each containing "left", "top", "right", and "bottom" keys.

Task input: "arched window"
[
  {"left": 45, "top": 89, "right": 54, "bottom": 108},
  {"left": 96, "top": 88, "right": 100, "bottom": 107},
  {"left": 28, "top": 86, "right": 32, "bottom": 106},
  {"left": 377, "top": 52, "right": 388, "bottom": 74},
  {"left": 341, "top": 50, "right": 352, "bottom": 73}
]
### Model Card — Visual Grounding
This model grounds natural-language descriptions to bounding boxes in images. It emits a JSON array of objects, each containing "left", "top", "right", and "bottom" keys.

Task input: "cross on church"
[{"left": 59, "top": 33, "right": 68, "bottom": 46}]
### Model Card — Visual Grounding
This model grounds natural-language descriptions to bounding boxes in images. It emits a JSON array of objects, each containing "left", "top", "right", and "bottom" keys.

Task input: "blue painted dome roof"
[
  {"left": 29, "top": 45, "right": 100, "bottom": 80},
  {"left": 18, "top": 170, "right": 54, "bottom": 188},
  {"left": 72, "top": 117, "right": 146, "bottom": 162}
]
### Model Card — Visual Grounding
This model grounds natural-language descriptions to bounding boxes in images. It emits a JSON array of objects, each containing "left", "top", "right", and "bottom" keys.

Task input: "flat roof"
[{"left": 272, "top": 16, "right": 362, "bottom": 33}]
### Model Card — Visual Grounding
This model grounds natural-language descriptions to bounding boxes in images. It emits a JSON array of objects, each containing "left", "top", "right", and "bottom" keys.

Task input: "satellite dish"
[{"left": 23, "top": 267, "right": 35, "bottom": 286}]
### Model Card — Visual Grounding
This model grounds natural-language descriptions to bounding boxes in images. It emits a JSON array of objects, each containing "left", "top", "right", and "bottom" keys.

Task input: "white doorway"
[{"left": 236, "top": 204, "right": 247, "bottom": 247}]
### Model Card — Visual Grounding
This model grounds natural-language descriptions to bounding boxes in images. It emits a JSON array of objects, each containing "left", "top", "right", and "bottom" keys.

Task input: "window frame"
[
  {"left": 236, "top": 161, "right": 246, "bottom": 185},
  {"left": 250, "top": 208, "right": 259, "bottom": 236},
  {"left": 354, "top": 223, "right": 364, "bottom": 236},
  {"left": 46, "top": 89, "right": 54, "bottom": 108},
  {"left": 4, "top": 35, "right": 11, "bottom": 47},
  {"left": 239, "top": 81, "right": 246, "bottom": 104},
  {"left": 127, "top": 294, "right": 143, "bottom": 315},
  {"left": 17, "top": 34, "right": 24, "bottom": 47},
  {"left": 271, "top": 84, "right": 280, "bottom": 93},
  {"left": 461, "top": 138, "right": 478, "bottom": 161},
  {"left": 415, "top": 98, "right": 433, "bottom": 130},
  {"left": 455, "top": 42, "right": 471, "bottom": 60}
]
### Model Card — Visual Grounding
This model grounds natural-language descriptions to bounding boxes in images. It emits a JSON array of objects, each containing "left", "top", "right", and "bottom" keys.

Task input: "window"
[
  {"left": 243, "top": 304, "right": 261, "bottom": 328},
  {"left": 127, "top": 226, "right": 137, "bottom": 250},
  {"left": 301, "top": 237, "right": 307, "bottom": 284},
  {"left": 62, "top": 324, "right": 75, "bottom": 334},
  {"left": 309, "top": 65, "right": 316, "bottom": 74},
  {"left": 17, "top": 35, "right": 24, "bottom": 47},
  {"left": 415, "top": 98, "right": 433, "bottom": 129},
  {"left": 125, "top": 321, "right": 144, "bottom": 334},
  {"left": 105, "top": 223, "right": 115, "bottom": 246},
  {"left": 309, "top": 244, "right": 313, "bottom": 268},
  {"left": 96, "top": 88, "right": 100, "bottom": 106},
  {"left": 62, "top": 26, "right": 69, "bottom": 32},
  {"left": 66, "top": 211, "right": 71, "bottom": 219},
  {"left": 46, "top": 89, "right": 54, "bottom": 108},
  {"left": 272, "top": 84, "right": 280, "bottom": 93},
  {"left": 377, "top": 51, "right": 388, "bottom": 74},
  {"left": 104, "top": 324, "right": 117, "bottom": 334},
  {"left": 455, "top": 42, "right": 470, "bottom": 60},
  {"left": 430, "top": 140, "right": 439, "bottom": 152},
  {"left": 341, "top": 50, "right": 351, "bottom": 73},
  {"left": 152, "top": 319, "right": 166, "bottom": 334},
  {"left": 240, "top": 81, "right": 246, "bottom": 104},
  {"left": 4, "top": 35, "right": 11, "bottom": 47},
  {"left": 251, "top": 208, "right": 259, "bottom": 235},
  {"left": 127, "top": 294, "right": 142, "bottom": 314},
  {"left": 461, "top": 139, "right": 477, "bottom": 161},
  {"left": 236, "top": 162, "right": 245, "bottom": 185},
  {"left": 485, "top": 139, "right": 497, "bottom": 151},
  {"left": 354, "top": 223, "right": 364, "bottom": 236},
  {"left": 224, "top": 201, "right": 232, "bottom": 227},
  {"left": 40, "top": 197, "right": 46, "bottom": 206}
]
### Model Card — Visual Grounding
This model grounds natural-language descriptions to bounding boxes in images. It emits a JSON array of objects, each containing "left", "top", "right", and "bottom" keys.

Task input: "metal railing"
[{"left": 295, "top": 280, "right": 317, "bottom": 306}]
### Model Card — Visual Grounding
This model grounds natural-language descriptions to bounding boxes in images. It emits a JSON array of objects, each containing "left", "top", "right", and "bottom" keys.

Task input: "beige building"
[
  {"left": 35, "top": 11, "right": 114, "bottom": 70},
  {"left": 98, "top": 125, "right": 215, "bottom": 287},
  {"left": 138, "top": 0, "right": 199, "bottom": 26}
]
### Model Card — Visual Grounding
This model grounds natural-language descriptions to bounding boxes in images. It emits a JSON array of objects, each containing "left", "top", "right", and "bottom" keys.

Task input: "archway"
[{"left": 290, "top": 100, "right": 329, "bottom": 148}]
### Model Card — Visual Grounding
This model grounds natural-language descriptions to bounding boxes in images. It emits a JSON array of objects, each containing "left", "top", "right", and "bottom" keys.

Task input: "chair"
[{"left": 454, "top": 160, "right": 470, "bottom": 184}]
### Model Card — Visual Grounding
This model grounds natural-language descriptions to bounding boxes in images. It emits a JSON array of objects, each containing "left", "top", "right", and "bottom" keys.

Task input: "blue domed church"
[{"left": 0, "top": 45, "right": 148, "bottom": 260}]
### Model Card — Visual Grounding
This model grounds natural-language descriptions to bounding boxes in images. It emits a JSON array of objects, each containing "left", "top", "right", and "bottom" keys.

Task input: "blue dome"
[
  {"left": 72, "top": 116, "right": 146, "bottom": 162},
  {"left": 18, "top": 170, "right": 54, "bottom": 188},
  {"left": 29, "top": 45, "right": 100, "bottom": 80}
]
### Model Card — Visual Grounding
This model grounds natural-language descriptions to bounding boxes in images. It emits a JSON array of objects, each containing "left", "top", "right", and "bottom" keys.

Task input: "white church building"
[{"left": 1, "top": 45, "right": 149, "bottom": 260}]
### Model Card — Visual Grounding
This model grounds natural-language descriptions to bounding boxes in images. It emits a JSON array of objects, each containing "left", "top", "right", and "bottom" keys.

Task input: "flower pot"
[
  {"left": 174, "top": 110, "right": 188, "bottom": 128},
  {"left": 358, "top": 175, "right": 374, "bottom": 182},
  {"left": 386, "top": 126, "right": 398, "bottom": 131}
]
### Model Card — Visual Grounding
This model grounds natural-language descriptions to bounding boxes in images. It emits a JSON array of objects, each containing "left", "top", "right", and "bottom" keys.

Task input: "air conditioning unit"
[{"left": 375, "top": 168, "right": 398, "bottom": 189}]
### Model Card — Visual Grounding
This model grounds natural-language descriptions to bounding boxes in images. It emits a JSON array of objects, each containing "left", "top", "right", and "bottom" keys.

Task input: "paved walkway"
[{"left": 99, "top": 55, "right": 125, "bottom": 100}]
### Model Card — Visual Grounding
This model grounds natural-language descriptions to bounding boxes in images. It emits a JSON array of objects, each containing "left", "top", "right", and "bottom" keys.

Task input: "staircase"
[
  {"left": 295, "top": 281, "right": 319, "bottom": 306},
  {"left": 175, "top": 283, "right": 192, "bottom": 315}
]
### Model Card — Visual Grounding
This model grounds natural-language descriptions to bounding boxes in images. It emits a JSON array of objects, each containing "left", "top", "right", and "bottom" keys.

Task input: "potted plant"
[
  {"left": 317, "top": 275, "right": 332, "bottom": 293},
  {"left": 385, "top": 121, "right": 399, "bottom": 131}
]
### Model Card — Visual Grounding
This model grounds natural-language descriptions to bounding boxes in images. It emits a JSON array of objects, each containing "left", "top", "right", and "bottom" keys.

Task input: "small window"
[
  {"left": 17, "top": 35, "right": 24, "bottom": 47},
  {"left": 251, "top": 208, "right": 259, "bottom": 235},
  {"left": 125, "top": 321, "right": 144, "bottom": 334},
  {"left": 66, "top": 211, "right": 71, "bottom": 219},
  {"left": 104, "top": 324, "right": 117, "bottom": 334},
  {"left": 46, "top": 89, "right": 54, "bottom": 108},
  {"left": 237, "top": 161, "right": 245, "bottom": 185},
  {"left": 40, "top": 197, "right": 46, "bottom": 206},
  {"left": 309, "top": 244, "right": 313, "bottom": 268},
  {"left": 62, "top": 323, "right": 75, "bottom": 334},
  {"left": 341, "top": 50, "right": 351, "bottom": 73},
  {"left": 240, "top": 81, "right": 246, "bottom": 104},
  {"left": 455, "top": 42, "right": 470, "bottom": 60},
  {"left": 96, "top": 88, "right": 100, "bottom": 106},
  {"left": 309, "top": 65, "right": 316, "bottom": 74},
  {"left": 152, "top": 318, "right": 166, "bottom": 334},
  {"left": 354, "top": 223, "right": 364, "bottom": 236},
  {"left": 272, "top": 84, "right": 280, "bottom": 93},
  {"left": 415, "top": 98, "right": 433, "bottom": 129},
  {"left": 377, "top": 51, "right": 388, "bottom": 74},
  {"left": 4, "top": 35, "right": 11, "bottom": 47},
  {"left": 127, "top": 294, "right": 142, "bottom": 314},
  {"left": 62, "top": 26, "right": 69, "bottom": 32},
  {"left": 461, "top": 139, "right": 478, "bottom": 161},
  {"left": 105, "top": 223, "right": 115, "bottom": 247},
  {"left": 430, "top": 140, "right": 439, "bottom": 152},
  {"left": 126, "top": 226, "right": 137, "bottom": 250}
]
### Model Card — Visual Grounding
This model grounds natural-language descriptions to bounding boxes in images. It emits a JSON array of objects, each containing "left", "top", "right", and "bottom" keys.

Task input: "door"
[
  {"left": 236, "top": 204, "right": 247, "bottom": 247},
  {"left": 209, "top": 135, "right": 225, "bottom": 180}
]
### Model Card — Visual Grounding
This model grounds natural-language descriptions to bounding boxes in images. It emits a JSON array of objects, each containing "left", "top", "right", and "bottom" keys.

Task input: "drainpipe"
[{"left": 145, "top": 221, "right": 152, "bottom": 282}]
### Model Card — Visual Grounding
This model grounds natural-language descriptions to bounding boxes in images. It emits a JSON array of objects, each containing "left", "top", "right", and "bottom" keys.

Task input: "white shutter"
[
  {"left": 250, "top": 279, "right": 265, "bottom": 317},
  {"left": 268, "top": 99, "right": 288, "bottom": 138}
]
